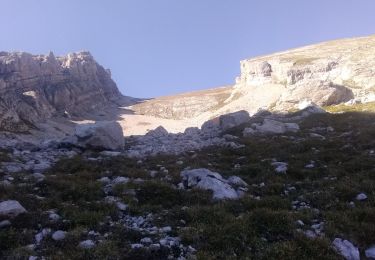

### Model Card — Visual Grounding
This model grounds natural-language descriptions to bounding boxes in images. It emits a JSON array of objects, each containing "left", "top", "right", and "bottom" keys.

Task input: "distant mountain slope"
[
  {"left": 130, "top": 34, "right": 375, "bottom": 122},
  {"left": 130, "top": 85, "right": 235, "bottom": 120}
]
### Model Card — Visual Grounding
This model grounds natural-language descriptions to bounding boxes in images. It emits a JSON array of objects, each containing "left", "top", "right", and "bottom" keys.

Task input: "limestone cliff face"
[
  {"left": 131, "top": 35, "right": 375, "bottom": 121},
  {"left": 0, "top": 51, "right": 122, "bottom": 131},
  {"left": 230, "top": 34, "right": 375, "bottom": 112}
]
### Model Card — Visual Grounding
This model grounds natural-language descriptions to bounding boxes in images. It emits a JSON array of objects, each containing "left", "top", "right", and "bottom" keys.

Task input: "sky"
[{"left": 1, "top": 1, "right": 375, "bottom": 98}]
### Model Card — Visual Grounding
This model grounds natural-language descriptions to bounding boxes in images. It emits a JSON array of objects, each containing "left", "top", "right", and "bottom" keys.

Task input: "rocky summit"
[
  {"left": 1, "top": 35, "right": 375, "bottom": 259},
  {"left": 0, "top": 51, "right": 122, "bottom": 132},
  {"left": 130, "top": 34, "right": 375, "bottom": 127}
]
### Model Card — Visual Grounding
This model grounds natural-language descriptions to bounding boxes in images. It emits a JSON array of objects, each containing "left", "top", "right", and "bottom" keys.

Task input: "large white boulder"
[
  {"left": 0, "top": 200, "right": 27, "bottom": 218},
  {"left": 180, "top": 168, "right": 247, "bottom": 200},
  {"left": 332, "top": 238, "right": 360, "bottom": 260},
  {"left": 74, "top": 121, "right": 124, "bottom": 150}
]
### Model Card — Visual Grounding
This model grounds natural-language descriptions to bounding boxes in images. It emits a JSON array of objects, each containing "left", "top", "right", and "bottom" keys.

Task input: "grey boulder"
[
  {"left": 0, "top": 200, "right": 27, "bottom": 218},
  {"left": 332, "top": 238, "right": 360, "bottom": 260},
  {"left": 73, "top": 121, "right": 124, "bottom": 150},
  {"left": 180, "top": 168, "right": 247, "bottom": 200}
]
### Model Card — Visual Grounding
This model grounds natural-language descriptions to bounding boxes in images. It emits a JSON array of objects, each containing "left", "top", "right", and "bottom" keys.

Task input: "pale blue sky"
[{"left": 1, "top": 0, "right": 375, "bottom": 98}]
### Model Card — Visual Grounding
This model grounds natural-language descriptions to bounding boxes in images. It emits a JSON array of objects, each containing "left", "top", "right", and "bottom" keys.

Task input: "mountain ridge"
[{"left": 0, "top": 51, "right": 124, "bottom": 132}]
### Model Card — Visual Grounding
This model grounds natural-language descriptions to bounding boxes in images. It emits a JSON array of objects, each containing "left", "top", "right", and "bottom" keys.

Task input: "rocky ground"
[{"left": 1, "top": 102, "right": 375, "bottom": 259}]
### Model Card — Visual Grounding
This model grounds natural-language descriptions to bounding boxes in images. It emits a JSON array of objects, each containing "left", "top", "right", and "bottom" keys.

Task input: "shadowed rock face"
[{"left": 0, "top": 51, "right": 122, "bottom": 131}]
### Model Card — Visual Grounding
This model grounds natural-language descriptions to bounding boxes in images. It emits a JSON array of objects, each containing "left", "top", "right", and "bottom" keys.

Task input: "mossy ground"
[{"left": 1, "top": 107, "right": 375, "bottom": 259}]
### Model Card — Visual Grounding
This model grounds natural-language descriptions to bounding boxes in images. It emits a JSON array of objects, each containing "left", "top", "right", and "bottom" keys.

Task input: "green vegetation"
[
  {"left": 1, "top": 110, "right": 375, "bottom": 258},
  {"left": 324, "top": 101, "right": 375, "bottom": 113},
  {"left": 282, "top": 55, "right": 319, "bottom": 66}
]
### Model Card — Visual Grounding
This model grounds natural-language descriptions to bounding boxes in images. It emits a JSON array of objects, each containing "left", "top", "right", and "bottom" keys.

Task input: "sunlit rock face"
[
  {"left": 0, "top": 51, "right": 122, "bottom": 131},
  {"left": 232, "top": 35, "right": 375, "bottom": 111},
  {"left": 130, "top": 35, "right": 375, "bottom": 125}
]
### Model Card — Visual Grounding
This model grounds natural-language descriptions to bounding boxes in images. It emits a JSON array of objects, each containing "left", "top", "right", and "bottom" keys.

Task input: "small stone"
[
  {"left": 149, "top": 170, "right": 158, "bottom": 178},
  {"left": 0, "top": 220, "right": 11, "bottom": 228},
  {"left": 79, "top": 240, "right": 95, "bottom": 249},
  {"left": 150, "top": 243, "right": 161, "bottom": 251},
  {"left": 116, "top": 202, "right": 128, "bottom": 211},
  {"left": 140, "top": 237, "right": 152, "bottom": 245},
  {"left": 304, "top": 230, "right": 317, "bottom": 239},
  {"left": 49, "top": 212, "right": 61, "bottom": 222},
  {"left": 188, "top": 245, "right": 197, "bottom": 254},
  {"left": 355, "top": 193, "right": 368, "bottom": 201},
  {"left": 131, "top": 243, "right": 144, "bottom": 249},
  {"left": 296, "top": 220, "right": 304, "bottom": 226},
  {"left": 112, "top": 176, "right": 129, "bottom": 185},
  {"left": 100, "top": 151, "right": 122, "bottom": 157},
  {"left": 160, "top": 226, "right": 172, "bottom": 233},
  {"left": 271, "top": 162, "right": 288, "bottom": 174},
  {"left": 98, "top": 177, "right": 111, "bottom": 184},
  {"left": 52, "top": 230, "right": 66, "bottom": 241},
  {"left": 35, "top": 228, "right": 51, "bottom": 244}
]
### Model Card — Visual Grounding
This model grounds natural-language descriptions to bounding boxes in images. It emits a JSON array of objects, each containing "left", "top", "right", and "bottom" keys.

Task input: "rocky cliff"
[
  {"left": 0, "top": 51, "right": 122, "bottom": 131},
  {"left": 130, "top": 34, "right": 375, "bottom": 122}
]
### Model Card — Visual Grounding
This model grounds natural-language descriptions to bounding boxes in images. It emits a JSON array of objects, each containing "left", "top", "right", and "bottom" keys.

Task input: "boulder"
[
  {"left": 74, "top": 121, "right": 124, "bottom": 150},
  {"left": 180, "top": 168, "right": 247, "bottom": 200},
  {"left": 243, "top": 119, "right": 299, "bottom": 136},
  {"left": 219, "top": 110, "right": 251, "bottom": 131},
  {"left": 365, "top": 246, "right": 375, "bottom": 259},
  {"left": 332, "top": 238, "right": 360, "bottom": 260},
  {"left": 79, "top": 239, "right": 96, "bottom": 249},
  {"left": 145, "top": 126, "right": 169, "bottom": 138},
  {"left": 355, "top": 193, "right": 368, "bottom": 201},
  {"left": 52, "top": 230, "right": 66, "bottom": 241},
  {"left": 271, "top": 162, "right": 288, "bottom": 174},
  {"left": 0, "top": 200, "right": 27, "bottom": 218}
]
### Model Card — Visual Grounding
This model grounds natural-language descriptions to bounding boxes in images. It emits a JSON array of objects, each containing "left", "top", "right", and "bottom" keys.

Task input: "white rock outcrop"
[
  {"left": 179, "top": 168, "right": 247, "bottom": 200},
  {"left": 0, "top": 51, "right": 122, "bottom": 131},
  {"left": 0, "top": 200, "right": 27, "bottom": 218}
]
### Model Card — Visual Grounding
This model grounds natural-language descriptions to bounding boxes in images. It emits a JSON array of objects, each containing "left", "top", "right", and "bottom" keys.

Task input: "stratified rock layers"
[
  {"left": 131, "top": 35, "right": 375, "bottom": 121},
  {"left": 0, "top": 51, "right": 122, "bottom": 131}
]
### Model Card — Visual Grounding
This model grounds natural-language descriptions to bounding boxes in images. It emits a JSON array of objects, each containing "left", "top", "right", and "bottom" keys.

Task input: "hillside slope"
[{"left": 130, "top": 34, "right": 375, "bottom": 126}]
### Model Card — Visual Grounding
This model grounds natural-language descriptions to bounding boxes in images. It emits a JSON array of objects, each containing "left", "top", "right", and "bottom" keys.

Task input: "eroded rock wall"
[{"left": 0, "top": 51, "right": 122, "bottom": 131}]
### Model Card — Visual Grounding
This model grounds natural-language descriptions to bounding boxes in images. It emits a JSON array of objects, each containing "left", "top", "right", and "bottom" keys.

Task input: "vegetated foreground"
[{"left": 1, "top": 105, "right": 375, "bottom": 259}]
